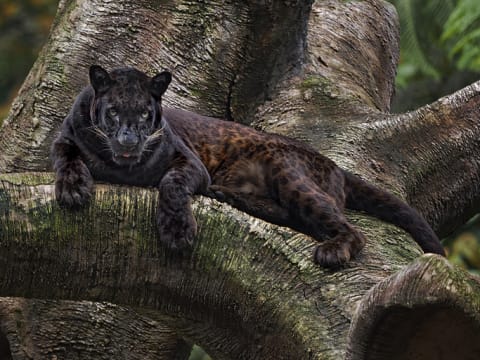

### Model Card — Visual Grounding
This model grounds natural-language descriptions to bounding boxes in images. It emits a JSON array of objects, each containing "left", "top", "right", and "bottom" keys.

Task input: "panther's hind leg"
[{"left": 278, "top": 180, "right": 366, "bottom": 268}]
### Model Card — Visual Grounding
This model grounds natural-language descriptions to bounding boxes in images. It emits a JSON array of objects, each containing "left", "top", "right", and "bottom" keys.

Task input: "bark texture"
[
  {"left": 346, "top": 255, "right": 480, "bottom": 360},
  {"left": 0, "top": 297, "right": 191, "bottom": 359},
  {"left": 1, "top": 0, "right": 480, "bottom": 359}
]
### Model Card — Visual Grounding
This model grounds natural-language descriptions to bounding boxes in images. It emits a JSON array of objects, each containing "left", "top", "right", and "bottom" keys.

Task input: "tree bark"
[
  {"left": 0, "top": 297, "right": 191, "bottom": 360},
  {"left": 1, "top": 0, "right": 480, "bottom": 359}
]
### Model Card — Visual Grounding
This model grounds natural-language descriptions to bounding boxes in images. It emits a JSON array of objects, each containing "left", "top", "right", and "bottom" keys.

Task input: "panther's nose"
[{"left": 117, "top": 127, "right": 139, "bottom": 147}]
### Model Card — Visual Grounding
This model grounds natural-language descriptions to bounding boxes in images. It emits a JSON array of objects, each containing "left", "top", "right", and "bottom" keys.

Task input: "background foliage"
[
  {"left": 389, "top": 0, "right": 480, "bottom": 112},
  {"left": 0, "top": 0, "right": 58, "bottom": 119},
  {"left": 0, "top": 1, "right": 478, "bottom": 275}
]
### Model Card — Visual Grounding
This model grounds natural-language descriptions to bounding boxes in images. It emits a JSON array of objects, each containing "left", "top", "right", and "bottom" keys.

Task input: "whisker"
[
  {"left": 145, "top": 123, "right": 166, "bottom": 144},
  {"left": 98, "top": 145, "right": 112, "bottom": 154},
  {"left": 141, "top": 147, "right": 155, "bottom": 154},
  {"left": 82, "top": 126, "right": 112, "bottom": 155},
  {"left": 145, "top": 129, "right": 165, "bottom": 145},
  {"left": 85, "top": 125, "right": 109, "bottom": 141}
]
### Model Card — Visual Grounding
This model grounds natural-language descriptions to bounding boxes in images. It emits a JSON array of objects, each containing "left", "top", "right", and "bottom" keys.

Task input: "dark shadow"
[
  {"left": 173, "top": 338, "right": 193, "bottom": 360},
  {"left": 365, "top": 304, "right": 480, "bottom": 360},
  {"left": 0, "top": 329, "right": 12, "bottom": 360}
]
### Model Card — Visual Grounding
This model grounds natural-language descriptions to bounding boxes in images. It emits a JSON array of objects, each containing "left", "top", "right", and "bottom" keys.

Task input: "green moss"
[
  {"left": 0, "top": 172, "right": 55, "bottom": 186},
  {"left": 300, "top": 75, "right": 329, "bottom": 90},
  {"left": 127, "top": 23, "right": 139, "bottom": 34},
  {"left": 300, "top": 75, "right": 341, "bottom": 100},
  {"left": 189, "top": 87, "right": 204, "bottom": 99}
]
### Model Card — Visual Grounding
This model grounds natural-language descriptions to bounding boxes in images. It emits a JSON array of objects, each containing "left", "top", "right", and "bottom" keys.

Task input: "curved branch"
[
  {"left": 345, "top": 81, "right": 480, "bottom": 235},
  {"left": 346, "top": 255, "right": 480, "bottom": 359}
]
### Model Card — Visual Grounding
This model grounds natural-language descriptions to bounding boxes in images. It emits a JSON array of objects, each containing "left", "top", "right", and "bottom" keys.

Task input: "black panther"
[{"left": 51, "top": 65, "right": 445, "bottom": 267}]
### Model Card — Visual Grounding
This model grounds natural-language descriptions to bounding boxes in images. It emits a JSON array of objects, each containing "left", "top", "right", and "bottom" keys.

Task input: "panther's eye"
[
  {"left": 141, "top": 110, "right": 149, "bottom": 120},
  {"left": 108, "top": 108, "right": 118, "bottom": 117}
]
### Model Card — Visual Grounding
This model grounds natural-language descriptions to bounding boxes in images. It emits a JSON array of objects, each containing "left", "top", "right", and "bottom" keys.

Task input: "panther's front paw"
[
  {"left": 157, "top": 208, "right": 197, "bottom": 251},
  {"left": 55, "top": 159, "right": 94, "bottom": 208}
]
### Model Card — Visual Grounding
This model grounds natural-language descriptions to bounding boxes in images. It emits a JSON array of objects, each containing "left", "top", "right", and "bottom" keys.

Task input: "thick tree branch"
[
  {"left": 0, "top": 172, "right": 436, "bottom": 359},
  {"left": 349, "top": 82, "right": 480, "bottom": 236},
  {"left": 2, "top": 172, "right": 480, "bottom": 359}
]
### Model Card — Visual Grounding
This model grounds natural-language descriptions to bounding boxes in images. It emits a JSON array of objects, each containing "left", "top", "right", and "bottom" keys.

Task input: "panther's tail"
[{"left": 343, "top": 170, "right": 445, "bottom": 256}]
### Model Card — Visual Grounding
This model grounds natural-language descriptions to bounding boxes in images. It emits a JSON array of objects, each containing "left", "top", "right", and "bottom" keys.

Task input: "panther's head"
[{"left": 88, "top": 65, "right": 172, "bottom": 166}]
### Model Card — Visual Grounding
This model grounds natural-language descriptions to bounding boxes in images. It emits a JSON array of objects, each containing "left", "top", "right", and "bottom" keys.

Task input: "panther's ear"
[
  {"left": 150, "top": 71, "right": 172, "bottom": 99},
  {"left": 89, "top": 65, "right": 113, "bottom": 95}
]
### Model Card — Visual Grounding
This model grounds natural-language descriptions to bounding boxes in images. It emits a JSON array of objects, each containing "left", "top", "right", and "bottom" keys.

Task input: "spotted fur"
[{"left": 51, "top": 66, "right": 445, "bottom": 267}]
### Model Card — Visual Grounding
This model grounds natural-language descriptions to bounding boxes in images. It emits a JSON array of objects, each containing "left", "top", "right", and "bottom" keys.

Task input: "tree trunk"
[{"left": 1, "top": 0, "right": 480, "bottom": 359}]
